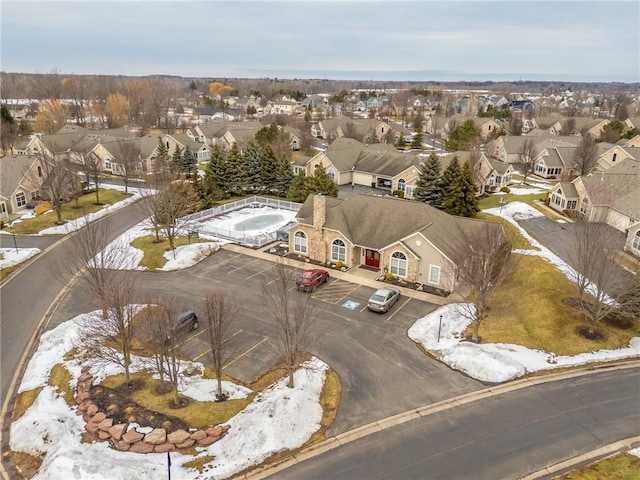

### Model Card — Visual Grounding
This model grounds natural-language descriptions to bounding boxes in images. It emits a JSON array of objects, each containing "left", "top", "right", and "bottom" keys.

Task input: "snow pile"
[
  {"left": 11, "top": 310, "right": 328, "bottom": 479},
  {"left": 408, "top": 304, "right": 640, "bottom": 383},
  {"left": 0, "top": 247, "right": 41, "bottom": 268}
]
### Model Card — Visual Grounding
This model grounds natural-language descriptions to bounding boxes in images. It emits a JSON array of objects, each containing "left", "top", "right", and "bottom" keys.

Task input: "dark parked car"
[
  {"left": 367, "top": 288, "right": 400, "bottom": 313},
  {"left": 296, "top": 269, "right": 330, "bottom": 292},
  {"left": 176, "top": 310, "right": 199, "bottom": 332}
]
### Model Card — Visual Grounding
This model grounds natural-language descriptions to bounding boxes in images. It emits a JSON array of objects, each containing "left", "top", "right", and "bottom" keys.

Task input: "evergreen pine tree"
[
  {"left": 287, "top": 172, "right": 308, "bottom": 202},
  {"left": 205, "top": 145, "right": 229, "bottom": 196},
  {"left": 152, "top": 138, "right": 169, "bottom": 173},
  {"left": 442, "top": 161, "right": 478, "bottom": 217},
  {"left": 226, "top": 143, "right": 248, "bottom": 195},
  {"left": 171, "top": 145, "right": 183, "bottom": 174},
  {"left": 440, "top": 155, "right": 461, "bottom": 208},
  {"left": 242, "top": 141, "right": 262, "bottom": 192},
  {"left": 259, "top": 144, "right": 279, "bottom": 193},
  {"left": 306, "top": 164, "right": 339, "bottom": 197},
  {"left": 182, "top": 147, "right": 196, "bottom": 178},
  {"left": 413, "top": 153, "right": 443, "bottom": 207},
  {"left": 273, "top": 156, "right": 294, "bottom": 197},
  {"left": 411, "top": 129, "right": 424, "bottom": 149}
]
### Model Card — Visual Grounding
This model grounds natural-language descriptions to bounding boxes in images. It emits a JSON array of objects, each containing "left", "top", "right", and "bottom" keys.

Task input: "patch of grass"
[
  {"left": 101, "top": 372, "right": 251, "bottom": 429},
  {"left": 63, "top": 348, "right": 78, "bottom": 362},
  {"left": 307, "top": 368, "right": 341, "bottom": 445},
  {"left": 11, "top": 450, "right": 44, "bottom": 479},
  {"left": 130, "top": 235, "right": 195, "bottom": 271},
  {"left": 48, "top": 364, "right": 74, "bottom": 405},
  {"left": 477, "top": 192, "right": 545, "bottom": 210},
  {"left": 1, "top": 264, "right": 21, "bottom": 283},
  {"left": 7, "top": 189, "right": 129, "bottom": 235},
  {"left": 553, "top": 452, "right": 640, "bottom": 479},
  {"left": 475, "top": 212, "right": 533, "bottom": 250},
  {"left": 468, "top": 254, "right": 640, "bottom": 356},
  {"left": 182, "top": 455, "right": 216, "bottom": 474},
  {"left": 12, "top": 387, "right": 43, "bottom": 421}
]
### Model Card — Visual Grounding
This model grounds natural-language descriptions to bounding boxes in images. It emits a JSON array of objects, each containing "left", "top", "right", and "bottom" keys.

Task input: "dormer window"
[{"left": 612, "top": 152, "right": 617, "bottom": 162}]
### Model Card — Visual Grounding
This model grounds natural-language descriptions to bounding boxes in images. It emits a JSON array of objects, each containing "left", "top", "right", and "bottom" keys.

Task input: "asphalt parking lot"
[{"left": 50, "top": 247, "right": 484, "bottom": 435}]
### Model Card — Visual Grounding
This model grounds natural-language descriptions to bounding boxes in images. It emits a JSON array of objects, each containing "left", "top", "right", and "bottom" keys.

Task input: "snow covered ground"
[
  {"left": 0, "top": 247, "right": 41, "bottom": 269},
  {"left": 11, "top": 310, "right": 328, "bottom": 480}
]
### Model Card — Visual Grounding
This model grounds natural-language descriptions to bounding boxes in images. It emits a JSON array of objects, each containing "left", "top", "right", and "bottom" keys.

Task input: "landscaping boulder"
[
  {"left": 86, "top": 422, "right": 100, "bottom": 434},
  {"left": 108, "top": 424, "right": 127, "bottom": 441},
  {"left": 221, "top": 425, "right": 231, "bottom": 433},
  {"left": 206, "top": 426, "right": 223, "bottom": 437},
  {"left": 111, "top": 439, "right": 130, "bottom": 452},
  {"left": 122, "top": 429, "right": 144, "bottom": 444},
  {"left": 98, "top": 418, "right": 113, "bottom": 431},
  {"left": 86, "top": 404, "right": 98, "bottom": 417},
  {"left": 167, "top": 429, "right": 190, "bottom": 445},
  {"left": 175, "top": 439, "right": 195, "bottom": 449},
  {"left": 154, "top": 442, "right": 176, "bottom": 453},
  {"left": 90, "top": 412, "right": 106, "bottom": 424},
  {"left": 130, "top": 442, "right": 155, "bottom": 454},
  {"left": 190, "top": 430, "right": 207, "bottom": 441},
  {"left": 197, "top": 436, "right": 220, "bottom": 446},
  {"left": 143, "top": 428, "right": 167, "bottom": 445},
  {"left": 98, "top": 430, "right": 112, "bottom": 441}
]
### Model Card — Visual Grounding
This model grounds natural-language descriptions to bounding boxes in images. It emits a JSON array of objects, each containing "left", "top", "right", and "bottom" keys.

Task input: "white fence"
[{"left": 182, "top": 196, "right": 302, "bottom": 248}]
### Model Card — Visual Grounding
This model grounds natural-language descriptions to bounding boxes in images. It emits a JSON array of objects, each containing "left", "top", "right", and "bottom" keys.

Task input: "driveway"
[
  {"left": 516, "top": 216, "right": 627, "bottom": 269},
  {"left": 49, "top": 248, "right": 485, "bottom": 436}
]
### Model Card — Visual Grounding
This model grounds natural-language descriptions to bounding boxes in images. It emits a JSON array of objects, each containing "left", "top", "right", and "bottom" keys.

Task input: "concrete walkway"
[{"left": 221, "top": 242, "right": 465, "bottom": 306}]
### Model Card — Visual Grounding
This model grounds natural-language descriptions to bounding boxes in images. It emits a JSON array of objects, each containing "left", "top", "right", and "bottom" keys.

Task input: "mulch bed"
[{"left": 89, "top": 382, "right": 191, "bottom": 432}]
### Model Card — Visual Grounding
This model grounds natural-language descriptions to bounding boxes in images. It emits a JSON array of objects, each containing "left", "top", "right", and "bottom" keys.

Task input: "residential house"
[
  {"left": 0, "top": 154, "right": 46, "bottom": 220},
  {"left": 288, "top": 193, "right": 502, "bottom": 293},
  {"left": 442, "top": 115, "right": 500, "bottom": 141},
  {"left": 596, "top": 144, "right": 640, "bottom": 172},
  {"left": 218, "top": 123, "right": 264, "bottom": 152},
  {"left": 547, "top": 117, "right": 609, "bottom": 139},
  {"left": 485, "top": 134, "right": 581, "bottom": 165},
  {"left": 193, "top": 120, "right": 234, "bottom": 146},
  {"left": 548, "top": 158, "right": 640, "bottom": 240},
  {"left": 265, "top": 98, "right": 299, "bottom": 116},
  {"left": 311, "top": 116, "right": 396, "bottom": 144},
  {"left": 625, "top": 221, "right": 640, "bottom": 258},
  {"left": 162, "top": 133, "right": 212, "bottom": 163}
]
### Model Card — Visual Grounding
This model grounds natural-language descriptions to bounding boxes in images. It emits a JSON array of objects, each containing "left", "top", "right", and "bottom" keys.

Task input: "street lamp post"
[
  {"left": 8, "top": 221, "right": 18, "bottom": 254},
  {"left": 437, "top": 315, "right": 443, "bottom": 343},
  {"left": 499, "top": 197, "right": 507, "bottom": 213}
]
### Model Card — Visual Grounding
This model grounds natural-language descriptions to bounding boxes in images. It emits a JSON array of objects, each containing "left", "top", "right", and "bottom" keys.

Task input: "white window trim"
[
  {"left": 390, "top": 251, "right": 407, "bottom": 277},
  {"left": 633, "top": 231, "right": 640, "bottom": 252},
  {"left": 294, "top": 231, "right": 307, "bottom": 254},
  {"left": 331, "top": 239, "right": 346, "bottom": 262}
]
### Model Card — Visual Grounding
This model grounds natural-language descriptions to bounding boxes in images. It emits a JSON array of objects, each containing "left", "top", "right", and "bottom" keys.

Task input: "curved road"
[{"left": 271, "top": 367, "right": 640, "bottom": 480}]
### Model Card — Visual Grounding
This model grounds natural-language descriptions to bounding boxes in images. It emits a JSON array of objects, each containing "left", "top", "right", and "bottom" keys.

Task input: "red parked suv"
[{"left": 295, "top": 269, "right": 330, "bottom": 292}]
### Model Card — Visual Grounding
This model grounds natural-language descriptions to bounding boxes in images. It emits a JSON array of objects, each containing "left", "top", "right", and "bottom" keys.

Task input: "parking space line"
[
  {"left": 223, "top": 337, "right": 268, "bottom": 368},
  {"left": 190, "top": 329, "right": 244, "bottom": 362},
  {"left": 360, "top": 303, "right": 369, "bottom": 313},
  {"left": 386, "top": 297, "right": 412, "bottom": 321},
  {"left": 246, "top": 263, "right": 274, "bottom": 279},
  {"left": 193, "top": 348, "right": 210, "bottom": 362},
  {"left": 211, "top": 253, "right": 242, "bottom": 268},
  {"left": 227, "top": 258, "right": 261, "bottom": 274}
]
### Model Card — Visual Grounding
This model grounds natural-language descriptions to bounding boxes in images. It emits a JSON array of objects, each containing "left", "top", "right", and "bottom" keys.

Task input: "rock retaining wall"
[{"left": 74, "top": 368, "right": 230, "bottom": 453}]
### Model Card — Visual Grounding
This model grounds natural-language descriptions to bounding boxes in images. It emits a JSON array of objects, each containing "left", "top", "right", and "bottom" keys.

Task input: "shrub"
[
  {"left": 0, "top": 220, "right": 4, "bottom": 230},
  {"left": 563, "top": 209, "right": 584, "bottom": 220},
  {"left": 500, "top": 186, "right": 510, "bottom": 193},
  {"left": 392, "top": 190, "right": 405, "bottom": 198},
  {"left": 335, "top": 260, "right": 344, "bottom": 269},
  {"left": 384, "top": 271, "right": 395, "bottom": 282}
]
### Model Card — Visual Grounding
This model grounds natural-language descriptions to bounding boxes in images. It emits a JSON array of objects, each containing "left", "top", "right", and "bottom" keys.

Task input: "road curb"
[
  {"left": 518, "top": 436, "right": 640, "bottom": 479},
  {"left": 238, "top": 361, "right": 640, "bottom": 480}
]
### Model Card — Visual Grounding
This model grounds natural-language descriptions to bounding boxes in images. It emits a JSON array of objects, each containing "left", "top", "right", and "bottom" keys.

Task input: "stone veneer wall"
[{"left": 74, "top": 368, "right": 230, "bottom": 453}]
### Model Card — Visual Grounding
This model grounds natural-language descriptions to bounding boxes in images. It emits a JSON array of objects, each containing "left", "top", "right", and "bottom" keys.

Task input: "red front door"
[{"left": 365, "top": 250, "right": 380, "bottom": 268}]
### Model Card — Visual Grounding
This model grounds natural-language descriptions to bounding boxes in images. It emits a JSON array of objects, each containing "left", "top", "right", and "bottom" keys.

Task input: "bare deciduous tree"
[
  {"left": 574, "top": 134, "right": 599, "bottom": 176},
  {"left": 519, "top": 138, "right": 538, "bottom": 185},
  {"left": 141, "top": 298, "right": 185, "bottom": 405},
  {"left": 112, "top": 140, "right": 141, "bottom": 194},
  {"left": 156, "top": 180, "right": 197, "bottom": 253},
  {"left": 36, "top": 156, "right": 76, "bottom": 224},
  {"left": 202, "top": 290, "right": 237, "bottom": 400},
  {"left": 452, "top": 223, "right": 514, "bottom": 342},
  {"left": 567, "top": 221, "right": 640, "bottom": 335},
  {"left": 260, "top": 262, "right": 320, "bottom": 388},
  {"left": 77, "top": 274, "right": 139, "bottom": 384}
]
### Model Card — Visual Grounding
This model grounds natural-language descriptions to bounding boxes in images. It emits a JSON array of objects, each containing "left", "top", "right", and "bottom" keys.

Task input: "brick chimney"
[{"left": 313, "top": 194, "right": 326, "bottom": 230}]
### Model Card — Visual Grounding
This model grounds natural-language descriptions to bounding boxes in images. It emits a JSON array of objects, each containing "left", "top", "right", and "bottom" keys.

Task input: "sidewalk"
[{"left": 221, "top": 243, "right": 462, "bottom": 306}]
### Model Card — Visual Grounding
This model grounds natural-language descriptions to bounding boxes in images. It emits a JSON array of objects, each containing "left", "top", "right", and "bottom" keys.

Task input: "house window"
[
  {"left": 328, "top": 168, "right": 336, "bottom": 181},
  {"left": 612, "top": 153, "right": 617, "bottom": 162},
  {"left": 37, "top": 166, "right": 43, "bottom": 177},
  {"left": 567, "top": 200, "right": 577, "bottom": 209},
  {"left": 429, "top": 265, "right": 441, "bottom": 284},
  {"left": 31, "top": 191, "right": 38, "bottom": 200},
  {"left": 105, "top": 160, "right": 112, "bottom": 170},
  {"left": 397, "top": 179, "right": 406, "bottom": 192},
  {"left": 331, "top": 239, "right": 346, "bottom": 262},
  {"left": 0, "top": 203, "right": 6, "bottom": 214},
  {"left": 634, "top": 231, "right": 640, "bottom": 252},
  {"left": 294, "top": 231, "right": 307, "bottom": 254},
  {"left": 16, "top": 192, "right": 26, "bottom": 207},
  {"left": 390, "top": 251, "right": 407, "bottom": 277},
  {"left": 405, "top": 186, "right": 414, "bottom": 198},
  {"left": 166, "top": 141, "right": 170, "bottom": 149},
  {"left": 580, "top": 197, "right": 589, "bottom": 214}
]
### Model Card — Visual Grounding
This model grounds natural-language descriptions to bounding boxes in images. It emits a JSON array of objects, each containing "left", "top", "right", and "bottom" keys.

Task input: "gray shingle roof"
[
  {"left": 296, "top": 194, "right": 497, "bottom": 260},
  {"left": 0, "top": 154, "right": 40, "bottom": 199},
  {"left": 581, "top": 158, "right": 640, "bottom": 218}
]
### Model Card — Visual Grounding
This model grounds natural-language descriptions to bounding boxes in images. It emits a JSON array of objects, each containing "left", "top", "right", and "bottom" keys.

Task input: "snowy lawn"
[
  {"left": 0, "top": 247, "right": 41, "bottom": 269},
  {"left": 408, "top": 201, "right": 640, "bottom": 382},
  {"left": 11, "top": 310, "right": 328, "bottom": 480},
  {"left": 408, "top": 303, "right": 640, "bottom": 383}
]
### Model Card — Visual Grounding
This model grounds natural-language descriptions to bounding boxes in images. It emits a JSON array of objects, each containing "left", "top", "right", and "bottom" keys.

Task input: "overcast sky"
[{"left": 2, "top": 0, "right": 639, "bottom": 83}]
